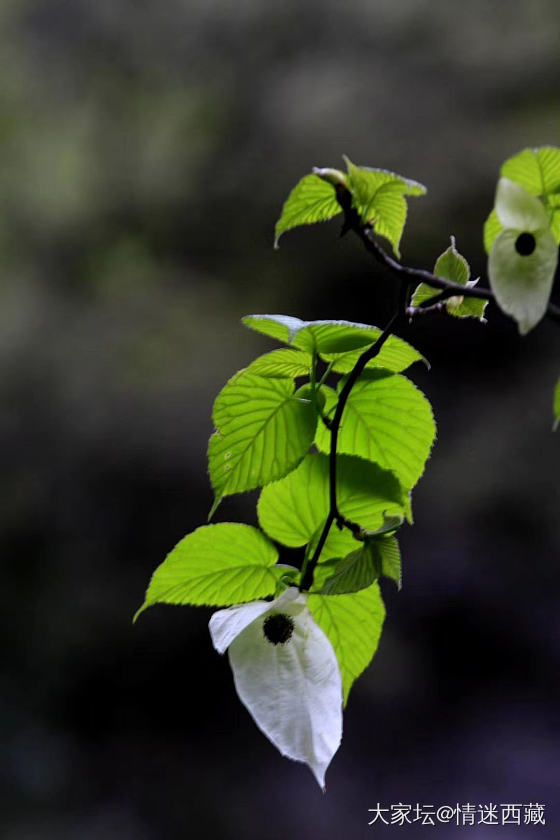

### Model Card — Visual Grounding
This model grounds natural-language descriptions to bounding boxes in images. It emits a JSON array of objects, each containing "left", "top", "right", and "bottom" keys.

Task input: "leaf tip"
[
  {"left": 208, "top": 496, "right": 222, "bottom": 521},
  {"left": 132, "top": 602, "right": 148, "bottom": 624}
]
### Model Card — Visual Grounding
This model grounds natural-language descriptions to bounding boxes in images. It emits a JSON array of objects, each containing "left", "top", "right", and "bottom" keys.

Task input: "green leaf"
[
  {"left": 308, "top": 578, "right": 386, "bottom": 704},
  {"left": 483, "top": 207, "right": 503, "bottom": 255},
  {"left": 134, "top": 523, "right": 282, "bottom": 618},
  {"left": 315, "top": 372, "right": 436, "bottom": 490},
  {"left": 412, "top": 238, "right": 487, "bottom": 322},
  {"left": 375, "top": 534, "right": 402, "bottom": 588},
  {"left": 258, "top": 452, "right": 406, "bottom": 548},
  {"left": 323, "top": 334, "right": 427, "bottom": 374},
  {"left": 318, "top": 533, "right": 401, "bottom": 595},
  {"left": 344, "top": 156, "right": 426, "bottom": 257},
  {"left": 501, "top": 146, "right": 560, "bottom": 197},
  {"left": 274, "top": 173, "right": 342, "bottom": 247},
  {"left": 243, "top": 314, "right": 424, "bottom": 361},
  {"left": 553, "top": 378, "right": 560, "bottom": 431},
  {"left": 433, "top": 237, "right": 470, "bottom": 285},
  {"left": 550, "top": 207, "right": 560, "bottom": 244},
  {"left": 247, "top": 348, "right": 312, "bottom": 379},
  {"left": 312, "top": 526, "right": 359, "bottom": 565},
  {"left": 359, "top": 512, "right": 404, "bottom": 538},
  {"left": 209, "top": 369, "right": 317, "bottom": 506},
  {"left": 447, "top": 293, "right": 488, "bottom": 322},
  {"left": 344, "top": 156, "right": 427, "bottom": 198},
  {"left": 318, "top": 545, "right": 380, "bottom": 595}
]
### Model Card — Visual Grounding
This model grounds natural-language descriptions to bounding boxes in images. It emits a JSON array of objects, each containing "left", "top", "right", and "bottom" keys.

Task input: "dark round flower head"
[
  {"left": 514, "top": 232, "right": 536, "bottom": 256},
  {"left": 263, "top": 612, "right": 294, "bottom": 645}
]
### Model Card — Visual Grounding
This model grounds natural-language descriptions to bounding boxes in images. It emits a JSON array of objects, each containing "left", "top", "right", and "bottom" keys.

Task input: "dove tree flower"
[
  {"left": 488, "top": 178, "right": 558, "bottom": 334},
  {"left": 209, "top": 586, "right": 343, "bottom": 789}
]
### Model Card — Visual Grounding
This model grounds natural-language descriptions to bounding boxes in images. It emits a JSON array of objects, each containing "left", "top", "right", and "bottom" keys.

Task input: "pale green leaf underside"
[
  {"left": 274, "top": 173, "right": 341, "bottom": 247},
  {"left": 258, "top": 453, "right": 405, "bottom": 548},
  {"left": 315, "top": 373, "right": 436, "bottom": 490},
  {"left": 135, "top": 523, "right": 281, "bottom": 617},
  {"left": 209, "top": 369, "right": 317, "bottom": 502},
  {"left": 308, "top": 579, "right": 386, "bottom": 704},
  {"left": 247, "top": 348, "right": 312, "bottom": 379},
  {"left": 554, "top": 378, "right": 560, "bottom": 431}
]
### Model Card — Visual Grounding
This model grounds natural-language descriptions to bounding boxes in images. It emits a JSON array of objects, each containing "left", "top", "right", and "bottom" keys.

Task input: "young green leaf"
[
  {"left": 247, "top": 348, "right": 312, "bottom": 379},
  {"left": 344, "top": 156, "right": 426, "bottom": 257},
  {"left": 553, "top": 378, "right": 560, "bottom": 432},
  {"left": 412, "top": 238, "right": 487, "bottom": 321},
  {"left": 315, "top": 372, "right": 436, "bottom": 490},
  {"left": 318, "top": 534, "right": 401, "bottom": 595},
  {"left": 257, "top": 453, "right": 406, "bottom": 548},
  {"left": 134, "top": 523, "right": 283, "bottom": 618},
  {"left": 375, "top": 534, "right": 402, "bottom": 588},
  {"left": 318, "top": 545, "right": 380, "bottom": 596},
  {"left": 308, "top": 576, "right": 386, "bottom": 705},
  {"left": 274, "top": 173, "right": 342, "bottom": 248},
  {"left": 209, "top": 369, "right": 317, "bottom": 506}
]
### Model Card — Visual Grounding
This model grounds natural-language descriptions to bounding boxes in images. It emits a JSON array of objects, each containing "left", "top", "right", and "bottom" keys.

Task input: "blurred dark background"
[{"left": 1, "top": 1, "right": 559, "bottom": 838}]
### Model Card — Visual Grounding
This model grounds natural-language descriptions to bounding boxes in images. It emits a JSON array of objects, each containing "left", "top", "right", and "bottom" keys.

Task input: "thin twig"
[
  {"left": 334, "top": 184, "right": 560, "bottom": 324},
  {"left": 300, "top": 180, "right": 560, "bottom": 591}
]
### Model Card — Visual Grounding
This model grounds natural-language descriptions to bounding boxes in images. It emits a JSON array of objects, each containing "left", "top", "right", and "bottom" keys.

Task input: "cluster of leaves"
[
  {"left": 136, "top": 310, "right": 436, "bottom": 701},
  {"left": 274, "top": 154, "right": 426, "bottom": 257},
  {"left": 135, "top": 158, "right": 450, "bottom": 703},
  {"left": 136, "top": 149, "right": 559, "bottom": 721}
]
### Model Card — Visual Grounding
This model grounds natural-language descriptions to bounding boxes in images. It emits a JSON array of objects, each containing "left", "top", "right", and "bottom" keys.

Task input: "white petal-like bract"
[
  {"left": 494, "top": 178, "right": 548, "bottom": 232},
  {"left": 489, "top": 227, "right": 558, "bottom": 334},
  {"left": 209, "top": 587, "right": 342, "bottom": 788}
]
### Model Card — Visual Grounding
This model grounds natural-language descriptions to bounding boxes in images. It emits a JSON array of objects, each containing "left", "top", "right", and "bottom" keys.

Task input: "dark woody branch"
[
  {"left": 300, "top": 181, "right": 560, "bottom": 592},
  {"left": 333, "top": 184, "right": 560, "bottom": 325}
]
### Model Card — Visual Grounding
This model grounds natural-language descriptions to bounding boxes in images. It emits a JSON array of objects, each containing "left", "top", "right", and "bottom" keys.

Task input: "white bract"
[
  {"left": 209, "top": 586, "right": 342, "bottom": 789},
  {"left": 488, "top": 178, "right": 558, "bottom": 334}
]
